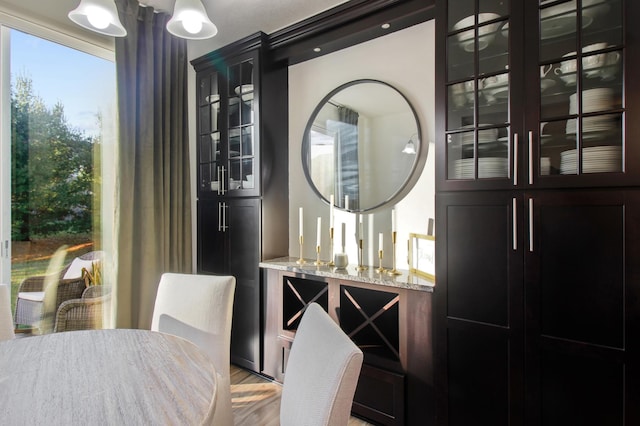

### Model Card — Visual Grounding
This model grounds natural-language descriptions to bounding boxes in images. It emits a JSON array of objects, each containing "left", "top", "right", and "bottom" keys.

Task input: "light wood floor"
[{"left": 230, "top": 365, "right": 374, "bottom": 426}]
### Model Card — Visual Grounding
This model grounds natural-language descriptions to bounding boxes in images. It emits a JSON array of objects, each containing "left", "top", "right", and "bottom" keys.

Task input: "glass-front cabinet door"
[
  {"left": 442, "top": 0, "right": 637, "bottom": 190},
  {"left": 198, "top": 71, "right": 222, "bottom": 193},
  {"left": 197, "top": 54, "right": 260, "bottom": 198},
  {"left": 445, "top": 0, "right": 517, "bottom": 190},
  {"left": 530, "top": 0, "right": 628, "bottom": 185},
  {"left": 227, "top": 60, "right": 257, "bottom": 194}
]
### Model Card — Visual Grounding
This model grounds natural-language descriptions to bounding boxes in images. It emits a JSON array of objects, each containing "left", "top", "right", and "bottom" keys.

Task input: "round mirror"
[{"left": 302, "top": 79, "right": 422, "bottom": 212}]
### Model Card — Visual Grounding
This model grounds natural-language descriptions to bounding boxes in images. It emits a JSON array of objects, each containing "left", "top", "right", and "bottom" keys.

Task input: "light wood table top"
[{"left": 0, "top": 329, "right": 218, "bottom": 425}]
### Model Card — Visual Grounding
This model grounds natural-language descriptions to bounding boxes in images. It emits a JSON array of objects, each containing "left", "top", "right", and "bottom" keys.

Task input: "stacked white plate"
[
  {"left": 569, "top": 88, "right": 615, "bottom": 114},
  {"left": 559, "top": 145, "right": 621, "bottom": 174},
  {"left": 452, "top": 157, "right": 508, "bottom": 179},
  {"left": 458, "top": 127, "right": 499, "bottom": 146},
  {"left": 566, "top": 115, "right": 616, "bottom": 135}
]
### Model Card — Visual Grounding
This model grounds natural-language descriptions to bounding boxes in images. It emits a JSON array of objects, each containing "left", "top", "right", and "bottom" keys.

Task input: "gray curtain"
[
  {"left": 328, "top": 106, "right": 359, "bottom": 210},
  {"left": 114, "top": 0, "right": 192, "bottom": 329}
]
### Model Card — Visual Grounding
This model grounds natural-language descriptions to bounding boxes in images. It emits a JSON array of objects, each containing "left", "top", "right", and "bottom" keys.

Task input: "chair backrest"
[
  {"left": 151, "top": 273, "right": 236, "bottom": 426},
  {"left": 280, "top": 303, "right": 364, "bottom": 426},
  {"left": 0, "top": 283, "right": 15, "bottom": 341}
]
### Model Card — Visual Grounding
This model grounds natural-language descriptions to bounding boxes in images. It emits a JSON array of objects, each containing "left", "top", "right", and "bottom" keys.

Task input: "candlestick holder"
[
  {"left": 314, "top": 245, "right": 323, "bottom": 266},
  {"left": 327, "top": 227, "right": 335, "bottom": 266},
  {"left": 356, "top": 239, "right": 368, "bottom": 271},
  {"left": 296, "top": 236, "right": 305, "bottom": 264},
  {"left": 387, "top": 231, "right": 401, "bottom": 275},
  {"left": 376, "top": 249, "right": 386, "bottom": 273}
]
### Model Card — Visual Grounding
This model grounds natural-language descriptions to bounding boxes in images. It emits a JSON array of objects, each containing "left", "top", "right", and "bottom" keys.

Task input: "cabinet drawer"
[{"left": 353, "top": 363, "right": 405, "bottom": 426}]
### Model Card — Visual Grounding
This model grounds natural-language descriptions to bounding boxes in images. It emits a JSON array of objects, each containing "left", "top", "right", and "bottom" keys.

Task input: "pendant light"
[
  {"left": 68, "top": 0, "right": 127, "bottom": 37},
  {"left": 166, "top": 0, "right": 218, "bottom": 40},
  {"left": 402, "top": 134, "right": 418, "bottom": 155}
]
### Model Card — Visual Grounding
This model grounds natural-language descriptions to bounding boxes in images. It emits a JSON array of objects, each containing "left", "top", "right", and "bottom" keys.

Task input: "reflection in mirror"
[{"left": 303, "top": 80, "right": 422, "bottom": 212}]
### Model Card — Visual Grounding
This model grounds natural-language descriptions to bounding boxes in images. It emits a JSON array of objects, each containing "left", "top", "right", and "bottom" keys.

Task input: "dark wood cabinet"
[
  {"left": 436, "top": 1, "right": 640, "bottom": 423},
  {"left": 192, "top": 33, "right": 288, "bottom": 372},
  {"left": 524, "top": 189, "right": 640, "bottom": 425},
  {"left": 436, "top": 188, "right": 640, "bottom": 425},
  {"left": 261, "top": 262, "right": 435, "bottom": 426},
  {"left": 437, "top": 0, "right": 640, "bottom": 192},
  {"left": 198, "top": 198, "right": 262, "bottom": 368},
  {"left": 435, "top": 191, "right": 524, "bottom": 426}
]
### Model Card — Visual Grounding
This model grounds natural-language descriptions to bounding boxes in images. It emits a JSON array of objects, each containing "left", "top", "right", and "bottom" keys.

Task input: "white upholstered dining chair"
[
  {"left": 0, "top": 283, "right": 15, "bottom": 341},
  {"left": 280, "top": 302, "right": 364, "bottom": 426},
  {"left": 151, "top": 272, "right": 236, "bottom": 426}
]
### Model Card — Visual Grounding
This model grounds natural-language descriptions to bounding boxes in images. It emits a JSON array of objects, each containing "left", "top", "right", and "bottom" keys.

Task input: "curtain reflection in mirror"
[
  {"left": 309, "top": 127, "right": 336, "bottom": 199},
  {"left": 329, "top": 105, "right": 360, "bottom": 210}
]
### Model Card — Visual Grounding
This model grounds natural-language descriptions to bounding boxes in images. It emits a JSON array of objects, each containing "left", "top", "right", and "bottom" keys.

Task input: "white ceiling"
[{"left": 0, "top": 0, "right": 348, "bottom": 52}]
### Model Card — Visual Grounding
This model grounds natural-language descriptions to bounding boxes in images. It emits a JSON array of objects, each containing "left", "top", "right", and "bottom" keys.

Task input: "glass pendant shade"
[
  {"left": 402, "top": 139, "right": 417, "bottom": 154},
  {"left": 167, "top": 0, "right": 218, "bottom": 40},
  {"left": 68, "top": 0, "right": 127, "bottom": 37}
]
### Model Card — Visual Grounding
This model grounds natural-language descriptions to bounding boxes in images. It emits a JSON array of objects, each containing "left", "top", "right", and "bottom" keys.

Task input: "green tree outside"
[{"left": 11, "top": 74, "right": 100, "bottom": 241}]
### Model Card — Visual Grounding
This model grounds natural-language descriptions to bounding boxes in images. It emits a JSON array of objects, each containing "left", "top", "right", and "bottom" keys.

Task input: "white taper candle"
[
  {"left": 330, "top": 194, "right": 334, "bottom": 228},
  {"left": 299, "top": 207, "right": 303, "bottom": 238},
  {"left": 392, "top": 208, "right": 396, "bottom": 232}
]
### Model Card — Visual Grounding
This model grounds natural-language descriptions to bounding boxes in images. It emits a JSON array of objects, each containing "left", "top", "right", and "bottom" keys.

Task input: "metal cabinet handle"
[
  {"left": 513, "top": 198, "right": 517, "bottom": 251},
  {"left": 222, "top": 202, "right": 228, "bottom": 232},
  {"left": 216, "top": 166, "right": 221, "bottom": 195},
  {"left": 221, "top": 166, "right": 226, "bottom": 195},
  {"left": 218, "top": 202, "right": 222, "bottom": 231},
  {"left": 528, "top": 131, "right": 534, "bottom": 185},
  {"left": 513, "top": 133, "right": 518, "bottom": 186},
  {"left": 529, "top": 198, "right": 534, "bottom": 252}
]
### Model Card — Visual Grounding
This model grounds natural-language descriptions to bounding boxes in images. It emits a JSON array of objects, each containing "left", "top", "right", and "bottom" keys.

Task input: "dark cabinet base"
[
  {"left": 262, "top": 266, "right": 434, "bottom": 426},
  {"left": 435, "top": 190, "right": 640, "bottom": 425},
  {"left": 353, "top": 364, "right": 405, "bottom": 426}
]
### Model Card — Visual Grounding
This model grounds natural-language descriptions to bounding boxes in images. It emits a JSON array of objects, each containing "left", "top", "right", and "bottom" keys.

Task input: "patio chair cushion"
[
  {"left": 17, "top": 291, "right": 45, "bottom": 302},
  {"left": 62, "top": 258, "right": 95, "bottom": 280}
]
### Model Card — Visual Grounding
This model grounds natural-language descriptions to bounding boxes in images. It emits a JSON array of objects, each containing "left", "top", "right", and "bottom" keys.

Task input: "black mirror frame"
[{"left": 301, "top": 79, "right": 423, "bottom": 213}]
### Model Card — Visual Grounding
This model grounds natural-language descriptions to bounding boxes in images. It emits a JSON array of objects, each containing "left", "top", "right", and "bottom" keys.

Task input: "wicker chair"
[
  {"left": 14, "top": 251, "right": 104, "bottom": 333},
  {"left": 54, "top": 285, "right": 111, "bottom": 332}
]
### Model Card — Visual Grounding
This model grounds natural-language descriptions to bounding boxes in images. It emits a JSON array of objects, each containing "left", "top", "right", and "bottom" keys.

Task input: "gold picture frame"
[{"left": 409, "top": 233, "right": 435, "bottom": 279}]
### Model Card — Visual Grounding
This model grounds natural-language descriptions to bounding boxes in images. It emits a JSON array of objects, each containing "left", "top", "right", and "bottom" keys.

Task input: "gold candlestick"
[
  {"left": 356, "top": 238, "right": 368, "bottom": 271},
  {"left": 376, "top": 249, "right": 385, "bottom": 273},
  {"left": 327, "top": 227, "right": 335, "bottom": 266},
  {"left": 296, "top": 235, "right": 305, "bottom": 264},
  {"left": 314, "top": 245, "right": 323, "bottom": 266},
  {"left": 387, "top": 231, "right": 401, "bottom": 275}
]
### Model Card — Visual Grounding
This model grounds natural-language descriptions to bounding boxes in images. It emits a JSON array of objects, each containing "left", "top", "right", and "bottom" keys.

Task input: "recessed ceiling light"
[
  {"left": 381, "top": 23, "right": 391, "bottom": 29},
  {"left": 313, "top": 47, "right": 322, "bottom": 52}
]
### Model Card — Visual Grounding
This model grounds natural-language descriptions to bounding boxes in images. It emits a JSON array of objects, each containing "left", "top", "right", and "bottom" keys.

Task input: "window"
[{"left": 0, "top": 19, "right": 115, "bottom": 329}]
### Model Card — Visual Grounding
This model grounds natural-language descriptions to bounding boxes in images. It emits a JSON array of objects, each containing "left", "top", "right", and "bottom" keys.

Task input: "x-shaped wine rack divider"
[
  {"left": 342, "top": 288, "right": 400, "bottom": 360},
  {"left": 285, "top": 278, "right": 329, "bottom": 328}
]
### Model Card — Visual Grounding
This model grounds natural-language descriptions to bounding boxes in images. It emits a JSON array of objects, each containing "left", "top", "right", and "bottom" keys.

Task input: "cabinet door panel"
[
  {"left": 197, "top": 200, "right": 225, "bottom": 274},
  {"left": 436, "top": 191, "right": 524, "bottom": 426},
  {"left": 440, "top": 193, "right": 519, "bottom": 326},
  {"left": 227, "top": 198, "right": 261, "bottom": 370},
  {"left": 529, "top": 191, "right": 624, "bottom": 348},
  {"left": 525, "top": 190, "right": 640, "bottom": 426},
  {"left": 447, "top": 326, "right": 510, "bottom": 426},
  {"left": 540, "top": 347, "right": 623, "bottom": 426}
]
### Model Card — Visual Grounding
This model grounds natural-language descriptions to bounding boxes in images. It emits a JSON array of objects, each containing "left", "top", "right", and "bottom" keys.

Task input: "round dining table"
[{"left": 0, "top": 329, "right": 218, "bottom": 425}]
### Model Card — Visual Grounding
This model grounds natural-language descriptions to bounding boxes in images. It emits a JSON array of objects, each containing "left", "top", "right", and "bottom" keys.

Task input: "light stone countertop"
[{"left": 260, "top": 256, "right": 435, "bottom": 292}]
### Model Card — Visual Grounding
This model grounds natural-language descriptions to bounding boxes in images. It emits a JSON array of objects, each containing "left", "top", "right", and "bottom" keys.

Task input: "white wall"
[{"left": 288, "top": 20, "right": 435, "bottom": 268}]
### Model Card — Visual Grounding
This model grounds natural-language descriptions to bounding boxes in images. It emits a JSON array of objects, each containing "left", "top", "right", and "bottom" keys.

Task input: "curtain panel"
[{"left": 114, "top": 0, "right": 192, "bottom": 329}]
